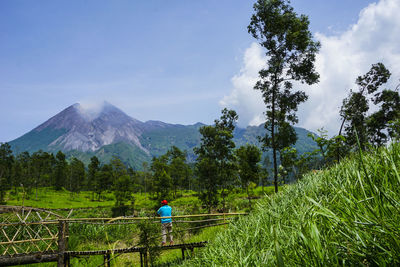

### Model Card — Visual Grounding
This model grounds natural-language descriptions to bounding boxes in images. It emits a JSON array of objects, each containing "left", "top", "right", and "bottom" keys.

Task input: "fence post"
[
  {"left": 65, "top": 220, "right": 70, "bottom": 266},
  {"left": 144, "top": 248, "right": 148, "bottom": 267},
  {"left": 57, "top": 220, "right": 67, "bottom": 267},
  {"left": 224, "top": 213, "right": 226, "bottom": 228},
  {"left": 104, "top": 253, "right": 110, "bottom": 267},
  {"left": 181, "top": 248, "right": 185, "bottom": 260}
]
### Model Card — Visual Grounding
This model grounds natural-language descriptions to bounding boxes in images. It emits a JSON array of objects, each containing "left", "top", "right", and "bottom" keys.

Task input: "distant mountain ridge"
[{"left": 9, "top": 102, "right": 318, "bottom": 169}]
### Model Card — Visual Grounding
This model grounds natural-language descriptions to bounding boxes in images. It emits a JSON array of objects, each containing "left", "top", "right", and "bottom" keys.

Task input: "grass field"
[
  {"left": 5, "top": 188, "right": 114, "bottom": 209},
  {"left": 180, "top": 142, "right": 400, "bottom": 266},
  {"left": 4, "top": 185, "right": 276, "bottom": 212}
]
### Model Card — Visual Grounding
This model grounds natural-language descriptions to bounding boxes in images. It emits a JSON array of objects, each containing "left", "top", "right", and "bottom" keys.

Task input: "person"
[{"left": 157, "top": 199, "right": 173, "bottom": 246}]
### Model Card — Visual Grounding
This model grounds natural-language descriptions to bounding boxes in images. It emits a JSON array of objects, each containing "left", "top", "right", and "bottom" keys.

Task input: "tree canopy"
[{"left": 248, "top": 0, "right": 320, "bottom": 192}]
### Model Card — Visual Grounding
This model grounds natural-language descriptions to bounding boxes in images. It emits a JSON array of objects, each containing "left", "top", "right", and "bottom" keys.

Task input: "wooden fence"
[{"left": 0, "top": 206, "right": 246, "bottom": 266}]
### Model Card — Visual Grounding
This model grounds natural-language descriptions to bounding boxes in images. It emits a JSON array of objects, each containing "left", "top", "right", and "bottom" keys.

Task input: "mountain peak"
[
  {"left": 15, "top": 102, "right": 147, "bottom": 153},
  {"left": 74, "top": 101, "right": 124, "bottom": 122}
]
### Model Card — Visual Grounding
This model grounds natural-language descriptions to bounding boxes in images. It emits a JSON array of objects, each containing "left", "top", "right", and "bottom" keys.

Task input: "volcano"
[{"left": 9, "top": 102, "right": 318, "bottom": 169}]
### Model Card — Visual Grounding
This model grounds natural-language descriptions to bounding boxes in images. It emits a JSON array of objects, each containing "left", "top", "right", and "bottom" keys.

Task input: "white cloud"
[
  {"left": 76, "top": 100, "right": 109, "bottom": 121},
  {"left": 219, "top": 42, "right": 266, "bottom": 127},
  {"left": 221, "top": 0, "right": 400, "bottom": 135}
]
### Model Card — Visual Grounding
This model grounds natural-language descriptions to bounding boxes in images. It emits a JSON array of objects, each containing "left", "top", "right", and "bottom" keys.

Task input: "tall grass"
[{"left": 181, "top": 143, "right": 400, "bottom": 266}]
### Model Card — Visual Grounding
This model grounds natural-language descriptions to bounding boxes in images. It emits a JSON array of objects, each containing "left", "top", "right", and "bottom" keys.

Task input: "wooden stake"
[{"left": 57, "top": 220, "right": 66, "bottom": 267}]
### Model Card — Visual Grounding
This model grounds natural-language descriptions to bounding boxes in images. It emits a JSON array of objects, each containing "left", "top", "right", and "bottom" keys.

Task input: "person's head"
[{"left": 161, "top": 200, "right": 168, "bottom": 206}]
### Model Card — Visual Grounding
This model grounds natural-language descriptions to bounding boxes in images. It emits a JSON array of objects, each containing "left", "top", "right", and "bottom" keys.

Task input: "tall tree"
[
  {"left": 113, "top": 174, "right": 133, "bottom": 207},
  {"left": 261, "top": 156, "right": 271, "bottom": 194},
  {"left": 388, "top": 118, "right": 400, "bottom": 140},
  {"left": 236, "top": 144, "right": 261, "bottom": 208},
  {"left": 30, "top": 150, "right": 54, "bottom": 199},
  {"left": 194, "top": 108, "right": 238, "bottom": 212},
  {"left": 112, "top": 172, "right": 135, "bottom": 217},
  {"left": 95, "top": 164, "right": 112, "bottom": 200},
  {"left": 367, "top": 89, "right": 400, "bottom": 145},
  {"left": 0, "top": 143, "right": 14, "bottom": 203},
  {"left": 110, "top": 156, "right": 127, "bottom": 183},
  {"left": 195, "top": 157, "right": 218, "bottom": 213},
  {"left": 87, "top": 156, "right": 100, "bottom": 198},
  {"left": 308, "top": 128, "right": 329, "bottom": 165},
  {"left": 339, "top": 63, "right": 392, "bottom": 149},
  {"left": 69, "top": 157, "right": 85, "bottom": 195},
  {"left": 54, "top": 151, "right": 67, "bottom": 190},
  {"left": 307, "top": 128, "right": 343, "bottom": 167},
  {"left": 167, "top": 146, "right": 190, "bottom": 197},
  {"left": 128, "top": 167, "right": 141, "bottom": 193},
  {"left": 151, "top": 155, "right": 171, "bottom": 199},
  {"left": 0, "top": 143, "right": 14, "bottom": 178},
  {"left": 15, "top": 151, "right": 31, "bottom": 193},
  {"left": 11, "top": 159, "right": 22, "bottom": 194},
  {"left": 280, "top": 146, "right": 297, "bottom": 182},
  {"left": 248, "top": 0, "right": 320, "bottom": 192},
  {"left": 140, "top": 161, "right": 151, "bottom": 199},
  {"left": 157, "top": 170, "right": 172, "bottom": 200}
]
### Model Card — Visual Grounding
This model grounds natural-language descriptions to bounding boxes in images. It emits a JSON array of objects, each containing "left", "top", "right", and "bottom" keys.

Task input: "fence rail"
[
  {"left": 0, "top": 205, "right": 247, "bottom": 266},
  {"left": 0, "top": 242, "right": 208, "bottom": 267}
]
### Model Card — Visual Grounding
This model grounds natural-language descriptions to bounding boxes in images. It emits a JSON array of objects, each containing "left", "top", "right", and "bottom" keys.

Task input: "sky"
[{"left": 1, "top": 0, "right": 400, "bottom": 142}]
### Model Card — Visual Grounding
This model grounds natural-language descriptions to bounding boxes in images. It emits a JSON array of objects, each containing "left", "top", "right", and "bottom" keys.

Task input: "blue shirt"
[{"left": 157, "top": 205, "right": 172, "bottom": 224}]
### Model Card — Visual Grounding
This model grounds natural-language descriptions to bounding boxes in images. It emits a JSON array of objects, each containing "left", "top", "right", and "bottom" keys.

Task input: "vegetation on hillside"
[{"left": 181, "top": 142, "right": 400, "bottom": 266}]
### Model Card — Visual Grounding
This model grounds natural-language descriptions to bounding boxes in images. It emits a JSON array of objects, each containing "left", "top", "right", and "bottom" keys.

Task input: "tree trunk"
[
  {"left": 246, "top": 186, "right": 252, "bottom": 209},
  {"left": 272, "top": 83, "right": 278, "bottom": 193},
  {"left": 337, "top": 117, "right": 346, "bottom": 162},
  {"left": 221, "top": 187, "right": 226, "bottom": 213},
  {"left": 319, "top": 144, "right": 326, "bottom": 165}
]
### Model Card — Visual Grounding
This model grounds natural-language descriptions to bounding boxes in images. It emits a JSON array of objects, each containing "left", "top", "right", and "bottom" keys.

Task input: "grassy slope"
[{"left": 182, "top": 143, "right": 400, "bottom": 266}]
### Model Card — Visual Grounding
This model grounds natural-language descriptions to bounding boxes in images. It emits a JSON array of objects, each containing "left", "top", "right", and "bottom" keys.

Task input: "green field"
[
  {"left": 2, "top": 186, "right": 276, "bottom": 266},
  {"left": 4, "top": 186, "right": 275, "bottom": 212}
]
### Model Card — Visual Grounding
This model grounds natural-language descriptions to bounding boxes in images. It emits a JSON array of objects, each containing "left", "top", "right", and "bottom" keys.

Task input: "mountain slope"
[
  {"left": 9, "top": 103, "right": 318, "bottom": 169},
  {"left": 10, "top": 102, "right": 147, "bottom": 153}
]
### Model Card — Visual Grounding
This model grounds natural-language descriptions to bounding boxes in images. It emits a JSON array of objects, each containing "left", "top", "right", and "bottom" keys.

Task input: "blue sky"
[{"left": 2, "top": 0, "right": 399, "bottom": 142}]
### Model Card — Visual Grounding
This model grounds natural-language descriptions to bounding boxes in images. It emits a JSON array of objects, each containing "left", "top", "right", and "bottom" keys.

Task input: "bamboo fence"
[{"left": 0, "top": 205, "right": 247, "bottom": 266}]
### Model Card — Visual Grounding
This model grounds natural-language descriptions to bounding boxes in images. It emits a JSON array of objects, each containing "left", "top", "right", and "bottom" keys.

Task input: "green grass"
[
  {"left": 5, "top": 187, "right": 115, "bottom": 209},
  {"left": 180, "top": 142, "right": 400, "bottom": 266},
  {"left": 5, "top": 187, "right": 275, "bottom": 212}
]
